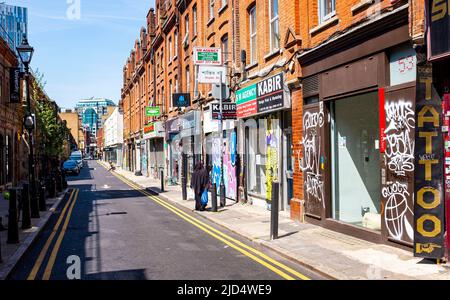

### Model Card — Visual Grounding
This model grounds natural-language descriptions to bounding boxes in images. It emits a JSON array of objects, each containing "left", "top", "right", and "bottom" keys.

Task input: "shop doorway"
[{"left": 331, "top": 92, "right": 381, "bottom": 228}]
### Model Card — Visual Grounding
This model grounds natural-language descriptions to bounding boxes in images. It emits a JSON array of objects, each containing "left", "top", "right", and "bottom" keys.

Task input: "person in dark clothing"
[{"left": 190, "top": 162, "right": 210, "bottom": 211}]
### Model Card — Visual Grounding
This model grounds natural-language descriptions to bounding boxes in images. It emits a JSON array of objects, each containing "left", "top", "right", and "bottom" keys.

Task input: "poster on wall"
[{"left": 414, "top": 62, "right": 445, "bottom": 259}]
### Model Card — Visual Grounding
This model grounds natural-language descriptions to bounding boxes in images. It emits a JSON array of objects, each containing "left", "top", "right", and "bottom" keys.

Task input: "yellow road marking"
[
  {"left": 109, "top": 168, "right": 310, "bottom": 280},
  {"left": 27, "top": 189, "right": 76, "bottom": 280},
  {"left": 42, "top": 188, "right": 80, "bottom": 280}
]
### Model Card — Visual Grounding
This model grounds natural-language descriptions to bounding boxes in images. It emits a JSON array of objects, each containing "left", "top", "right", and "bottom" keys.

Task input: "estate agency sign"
[
  {"left": 427, "top": 0, "right": 450, "bottom": 60},
  {"left": 414, "top": 62, "right": 445, "bottom": 259},
  {"left": 193, "top": 47, "right": 222, "bottom": 66},
  {"left": 236, "top": 73, "right": 284, "bottom": 118}
]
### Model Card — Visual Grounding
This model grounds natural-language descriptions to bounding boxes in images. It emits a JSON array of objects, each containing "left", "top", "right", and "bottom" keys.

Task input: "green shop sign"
[{"left": 146, "top": 106, "right": 160, "bottom": 117}]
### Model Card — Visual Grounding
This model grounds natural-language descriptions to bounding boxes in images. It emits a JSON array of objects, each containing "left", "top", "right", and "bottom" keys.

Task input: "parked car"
[
  {"left": 70, "top": 151, "right": 83, "bottom": 169},
  {"left": 63, "top": 160, "right": 80, "bottom": 175}
]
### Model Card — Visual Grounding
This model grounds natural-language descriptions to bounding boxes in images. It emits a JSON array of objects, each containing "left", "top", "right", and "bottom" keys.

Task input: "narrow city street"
[{"left": 8, "top": 160, "right": 322, "bottom": 280}]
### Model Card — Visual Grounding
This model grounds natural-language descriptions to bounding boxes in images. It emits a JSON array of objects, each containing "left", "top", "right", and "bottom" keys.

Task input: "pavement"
[
  {"left": 101, "top": 161, "right": 450, "bottom": 280},
  {"left": 0, "top": 184, "right": 69, "bottom": 280},
  {"left": 8, "top": 160, "right": 323, "bottom": 280}
]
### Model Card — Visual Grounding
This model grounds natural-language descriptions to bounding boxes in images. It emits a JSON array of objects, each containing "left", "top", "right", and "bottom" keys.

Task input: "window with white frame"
[
  {"left": 174, "top": 29, "right": 178, "bottom": 57},
  {"left": 270, "top": 0, "right": 280, "bottom": 51},
  {"left": 183, "top": 14, "right": 189, "bottom": 47},
  {"left": 168, "top": 37, "right": 173, "bottom": 61},
  {"left": 209, "top": 0, "right": 215, "bottom": 20},
  {"left": 221, "top": 35, "right": 229, "bottom": 64},
  {"left": 319, "top": 0, "right": 336, "bottom": 23},
  {"left": 186, "top": 66, "right": 190, "bottom": 93},
  {"left": 221, "top": 0, "right": 227, "bottom": 9},
  {"left": 193, "top": 5, "right": 198, "bottom": 36},
  {"left": 249, "top": 6, "right": 257, "bottom": 64}
]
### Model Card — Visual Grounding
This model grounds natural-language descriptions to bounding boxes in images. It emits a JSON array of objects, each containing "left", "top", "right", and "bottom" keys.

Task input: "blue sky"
[{"left": 11, "top": 0, "right": 154, "bottom": 108}]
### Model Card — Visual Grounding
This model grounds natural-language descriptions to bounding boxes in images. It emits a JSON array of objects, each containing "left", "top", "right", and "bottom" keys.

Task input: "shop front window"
[{"left": 246, "top": 116, "right": 280, "bottom": 200}]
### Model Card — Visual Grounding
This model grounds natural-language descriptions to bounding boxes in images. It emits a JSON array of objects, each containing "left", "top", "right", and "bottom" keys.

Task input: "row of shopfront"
[{"left": 120, "top": 2, "right": 450, "bottom": 258}]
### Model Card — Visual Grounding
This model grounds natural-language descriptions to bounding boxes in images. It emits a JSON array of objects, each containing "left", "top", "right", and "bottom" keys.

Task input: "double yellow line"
[
  {"left": 27, "top": 188, "right": 80, "bottom": 280},
  {"left": 110, "top": 169, "right": 310, "bottom": 280}
]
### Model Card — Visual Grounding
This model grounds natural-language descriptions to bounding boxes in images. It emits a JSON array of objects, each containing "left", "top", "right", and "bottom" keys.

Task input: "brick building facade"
[{"left": 121, "top": 0, "right": 442, "bottom": 251}]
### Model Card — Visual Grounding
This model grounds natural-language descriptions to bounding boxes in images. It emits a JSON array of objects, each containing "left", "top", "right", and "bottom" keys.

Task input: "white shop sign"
[{"left": 198, "top": 66, "right": 227, "bottom": 84}]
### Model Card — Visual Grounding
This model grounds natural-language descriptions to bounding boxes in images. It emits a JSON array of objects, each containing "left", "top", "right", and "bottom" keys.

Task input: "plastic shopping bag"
[{"left": 201, "top": 189, "right": 209, "bottom": 206}]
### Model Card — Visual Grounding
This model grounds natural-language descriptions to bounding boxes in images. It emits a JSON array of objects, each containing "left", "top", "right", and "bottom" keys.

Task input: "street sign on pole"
[
  {"left": 198, "top": 66, "right": 226, "bottom": 84},
  {"left": 193, "top": 47, "right": 222, "bottom": 66},
  {"left": 145, "top": 106, "right": 160, "bottom": 117}
]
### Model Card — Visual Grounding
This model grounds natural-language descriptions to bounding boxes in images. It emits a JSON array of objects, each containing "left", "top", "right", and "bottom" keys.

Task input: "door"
[
  {"left": 331, "top": 92, "right": 381, "bottom": 229},
  {"left": 302, "top": 104, "right": 326, "bottom": 219},
  {"left": 283, "top": 122, "right": 293, "bottom": 211},
  {"left": 381, "top": 83, "right": 416, "bottom": 243}
]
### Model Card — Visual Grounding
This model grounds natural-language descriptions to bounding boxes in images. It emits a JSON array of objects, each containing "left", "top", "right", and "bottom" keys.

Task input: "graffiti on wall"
[
  {"left": 212, "top": 132, "right": 237, "bottom": 200},
  {"left": 300, "top": 109, "right": 325, "bottom": 209},
  {"left": 384, "top": 100, "right": 415, "bottom": 176},
  {"left": 382, "top": 182, "right": 414, "bottom": 241},
  {"left": 223, "top": 132, "right": 237, "bottom": 200},
  {"left": 382, "top": 93, "right": 415, "bottom": 243},
  {"left": 212, "top": 137, "right": 222, "bottom": 187}
]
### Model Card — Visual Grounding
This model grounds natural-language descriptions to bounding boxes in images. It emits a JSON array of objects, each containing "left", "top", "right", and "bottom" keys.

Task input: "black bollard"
[
  {"left": 62, "top": 171, "right": 68, "bottom": 189},
  {"left": 181, "top": 153, "right": 187, "bottom": 201},
  {"left": 48, "top": 177, "right": 56, "bottom": 198},
  {"left": 30, "top": 180, "right": 40, "bottom": 219},
  {"left": 21, "top": 184, "right": 32, "bottom": 230},
  {"left": 270, "top": 181, "right": 280, "bottom": 240},
  {"left": 38, "top": 181, "right": 47, "bottom": 212},
  {"left": 7, "top": 188, "right": 19, "bottom": 244},
  {"left": 56, "top": 172, "right": 63, "bottom": 193},
  {"left": 220, "top": 184, "right": 226, "bottom": 208},
  {"left": 211, "top": 184, "right": 218, "bottom": 213},
  {"left": 160, "top": 169, "right": 164, "bottom": 192}
]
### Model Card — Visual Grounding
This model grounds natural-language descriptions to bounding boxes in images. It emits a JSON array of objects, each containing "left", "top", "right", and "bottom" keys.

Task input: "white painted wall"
[{"left": 104, "top": 107, "right": 124, "bottom": 147}]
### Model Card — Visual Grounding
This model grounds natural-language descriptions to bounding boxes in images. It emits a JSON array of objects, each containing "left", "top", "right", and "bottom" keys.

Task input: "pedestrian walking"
[{"left": 190, "top": 162, "right": 210, "bottom": 211}]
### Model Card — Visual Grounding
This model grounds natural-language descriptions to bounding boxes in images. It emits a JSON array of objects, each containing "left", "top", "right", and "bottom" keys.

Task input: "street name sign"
[{"left": 10, "top": 68, "right": 20, "bottom": 103}]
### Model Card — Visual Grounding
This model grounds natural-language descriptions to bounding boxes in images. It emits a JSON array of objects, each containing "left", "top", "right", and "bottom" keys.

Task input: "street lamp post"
[{"left": 17, "top": 36, "right": 39, "bottom": 219}]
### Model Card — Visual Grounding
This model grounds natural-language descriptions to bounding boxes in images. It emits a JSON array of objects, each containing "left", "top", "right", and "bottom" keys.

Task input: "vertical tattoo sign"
[{"left": 414, "top": 62, "right": 445, "bottom": 259}]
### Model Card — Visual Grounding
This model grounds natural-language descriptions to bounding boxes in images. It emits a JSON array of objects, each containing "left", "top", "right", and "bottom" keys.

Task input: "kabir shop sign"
[
  {"left": 236, "top": 73, "right": 284, "bottom": 118},
  {"left": 427, "top": 0, "right": 450, "bottom": 60},
  {"left": 414, "top": 62, "right": 445, "bottom": 259}
]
